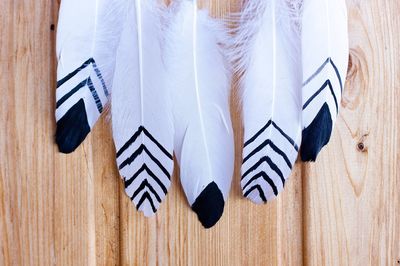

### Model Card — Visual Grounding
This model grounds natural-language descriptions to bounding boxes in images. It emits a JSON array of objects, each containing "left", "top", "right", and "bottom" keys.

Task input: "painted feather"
[
  {"left": 164, "top": 0, "right": 234, "bottom": 228},
  {"left": 230, "top": 0, "right": 302, "bottom": 204},
  {"left": 112, "top": 0, "right": 174, "bottom": 217},
  {"left": 55, "top": 0, "right": 128, "bottom": 153},
  {"left": 300, "top": 0, "right": 349, "bottom": 161}
]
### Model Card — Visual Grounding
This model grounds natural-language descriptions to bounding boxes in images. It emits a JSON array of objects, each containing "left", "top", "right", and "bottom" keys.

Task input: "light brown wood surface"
[{"left": 0, "top": 0, "right": 399, "bottom": 265}]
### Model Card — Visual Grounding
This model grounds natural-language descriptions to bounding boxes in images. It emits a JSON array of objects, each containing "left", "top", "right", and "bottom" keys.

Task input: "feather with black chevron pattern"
[
  {"left": 228, "top": 0, "right": 303, "bottom": 204},
  {"left": 300, "top": 0, "right": 349, "bottom": 161},
  {"left": 55, "top": 0, "right": 129, "bottom": 153},
  {"left": 111, "top": 0, "right": 174, "bottom": 217}
]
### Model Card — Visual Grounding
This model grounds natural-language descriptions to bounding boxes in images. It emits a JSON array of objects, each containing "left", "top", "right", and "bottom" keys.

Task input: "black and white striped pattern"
[
  {"left": 241, "top": 120, "right": 299, "bottom": 204},
  {"left": 116, "top": 126, "right": 173, "bottom": 216},
  {"left": 56, "top": 58, "right": 109, "bottom": 128},
  {"left": 302, "top": 57, "right": 342, "bottom": 128}
]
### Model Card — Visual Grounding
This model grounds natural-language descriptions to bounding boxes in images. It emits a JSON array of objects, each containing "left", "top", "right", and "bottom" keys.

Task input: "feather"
[
  {"left": 229, "top": 0, "right": 302, "bottom": 204},
  {"left": 164, "top": 0, "right": 234, "bottom": 228},
  {"left": 111, "top": 0, "right": 174, "bottom": 217},
  {"left": 55, "top": 0, "right": 128, "bottom": 153},
  {"left": 300, "top": 0, "right": 349, "bottom": 161}
]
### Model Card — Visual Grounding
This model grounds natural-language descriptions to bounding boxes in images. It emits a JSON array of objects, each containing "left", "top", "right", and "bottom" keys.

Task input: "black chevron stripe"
[
  {"left": 116, "top": 126, "right": 173, "bottom": 160},
  {"left": 242, "top": 139, "right": 292, "bottom": 170},
  {"left": 243, "top": 184, "right": 267, "bottom": 202},
  {"left": 56, "top": 79, "right": 87, "bottom": 108},
  {"left": 302, "top": 79, "right": 338, "bottom": 114},
  {"left": 135, "top": 191, "right": 157, "bottom": 213},
  {"left": 56, "top": 58, "right": 106, "bottom": 113},
  {"left": 244, "top": 120, "right": 299, "bottom": 151},
  {"left": 302, "top": 57, "right": 343, "bottom": 91},
  {"left": 302, "top": 57, "right": 343, "bottom": 114},
  {"left": 330, "top": 59, "right": 344, "bottom": 91},
  {"left": 242, "top": 171, "right": 278, "bottom": 196},
  {"left": 87, "top": 77, "right": 103, "bottom": 113},
  {"left": 124, "top": 164, "right": 168, "bottom": 194},
  {"left": 130, "top": 179, "right": 162, "bottom": 203},
  {"left": 91, "top": 60, "right": 109, "bottom": 96},
  {"left": 119, "top": 144, "right": 171, "bottom": 179},
  {"left": 244, "top": 120, "right": 272, "bottom": 147},
  {"left": 242, "top": 156, "right": 285, "bottom": 185},
  {"left": 57, "top": 58, "right": 94, "bottom": 88},
  {"left": 116, "top": 127, "right": 143, "bottom": 157}
]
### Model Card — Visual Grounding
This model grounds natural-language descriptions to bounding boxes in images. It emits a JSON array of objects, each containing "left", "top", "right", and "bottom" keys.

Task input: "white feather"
[
  {"left": 55, "top": 0, "right": 128, "bottom": 153},
  {"left": 112, "top": 0, "right": 174, "bottom": 217},
  {"left": 164, "top": 0, "right": 234, "bottom": 214},
  {"left": 229, "top": 0, "right": 302, "bottom": 204},
  {"left": 300, "top": 0, "right": 349, "bottom": 161}
]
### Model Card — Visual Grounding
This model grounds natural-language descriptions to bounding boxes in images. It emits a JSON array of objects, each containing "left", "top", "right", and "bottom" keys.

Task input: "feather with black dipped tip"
[
  {"left": 300, "top": 0, "right": 349, "bottom": 161},
  {"left": 112, "top": 0, "right": 174, "bottom": 217},
  {"left": 164, "top": 0, "right": 234, "bottom": 228},
  {"left": 228, "top": 0, "right": 302, "bottom": 204},
  {"left": 55, "top": 0, "right": 129, "bottom": 153}
]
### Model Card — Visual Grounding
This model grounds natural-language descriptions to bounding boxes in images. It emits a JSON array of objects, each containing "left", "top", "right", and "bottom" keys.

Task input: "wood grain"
[{"left": 0, "top": 0, "right": 398, "bottom": 265}]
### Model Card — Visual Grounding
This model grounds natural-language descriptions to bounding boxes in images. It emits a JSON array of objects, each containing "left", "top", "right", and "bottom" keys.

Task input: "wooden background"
[{"left": 1, "top": 0, "right": 399, "bottom": 265}]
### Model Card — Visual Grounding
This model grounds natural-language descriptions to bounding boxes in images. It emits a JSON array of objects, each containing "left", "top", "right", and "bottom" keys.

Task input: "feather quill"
[
  {"left": 164, "top": 0, "right": 234, "bottom": 228},
  {"left": 229, "top": 0, "right": 302, "bottom": 204},
  {"left": 55, "top": 0, "right": 128, "bottom": 153},
  {"left": 300, "top": 0, "right": 349, "bottom": 161},
  {"left": 112, "top": 0, "right": 174, "bottom": 217}
]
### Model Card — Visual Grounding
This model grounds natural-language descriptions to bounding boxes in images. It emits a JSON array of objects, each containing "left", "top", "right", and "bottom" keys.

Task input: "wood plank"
[
  {"left": 303, "top": 0, "right": 400, "bottom": 265},
  {"left": 0, "top": 1, "right": 120, "bottom": 265},
  {"left": 0, "top": 1, "right": 58, "bottom": 264}
]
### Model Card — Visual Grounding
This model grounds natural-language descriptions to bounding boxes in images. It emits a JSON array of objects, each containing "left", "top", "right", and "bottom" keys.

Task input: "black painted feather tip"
[
  {"left": 300, "top": 103, "right": 333, "bottom": 162},
  {"left": 55, "top": 99, "right": 90, "bottom": 154},
  {"left": 191, "top": 182, "right": 225, "bottom": 229}
]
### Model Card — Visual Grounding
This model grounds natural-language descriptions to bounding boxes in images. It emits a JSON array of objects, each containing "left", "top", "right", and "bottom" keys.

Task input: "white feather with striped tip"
[
  {"left": 300, "top": 0, "right": 349, "bottom": 161},
  {"left": 112, "top": 0, "right": 174, "bottom": 217},
  {"left": 229, "top": 0, "right": 302, "bottom": 204},
  {"left": 55, "top": 0, "right": 128, "bottom": 153}
]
